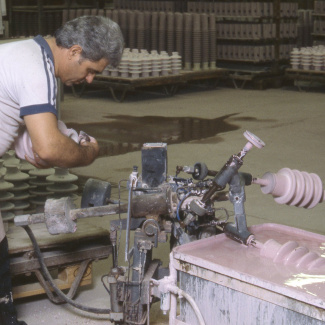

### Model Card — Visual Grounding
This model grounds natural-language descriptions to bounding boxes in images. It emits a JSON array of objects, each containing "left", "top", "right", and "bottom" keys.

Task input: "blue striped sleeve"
[{"left": 20, "top": 103, "right": 58, "bottom": 118}]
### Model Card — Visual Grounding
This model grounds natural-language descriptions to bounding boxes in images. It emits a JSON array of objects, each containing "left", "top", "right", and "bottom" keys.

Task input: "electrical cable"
[{"left": 22, "top": 225, "right": 111, "bottom": 315}]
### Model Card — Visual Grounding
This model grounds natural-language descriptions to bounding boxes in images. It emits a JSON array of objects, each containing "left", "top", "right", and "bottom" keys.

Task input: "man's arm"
[{"left": 24, "top": 112, "right": 99, "bottom": 168}]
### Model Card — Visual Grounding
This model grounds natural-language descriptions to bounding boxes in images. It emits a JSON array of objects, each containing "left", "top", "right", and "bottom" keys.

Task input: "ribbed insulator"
[
  {"left": 253, "top": 168, "right": 324, "bottom": 209},
  {"left": 258, "top": 239, "right": 325, "bottom": 271}
]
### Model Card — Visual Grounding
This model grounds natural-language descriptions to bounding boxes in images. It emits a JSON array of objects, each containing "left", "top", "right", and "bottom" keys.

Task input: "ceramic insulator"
[
  {"left": 258, "top": 239, "right": 325, "bottom": 271},
  {"left": 253, "top": 168, "right": 325, "bottom": 208}
]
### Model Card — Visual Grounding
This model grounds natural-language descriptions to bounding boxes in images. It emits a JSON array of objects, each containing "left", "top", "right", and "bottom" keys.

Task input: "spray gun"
[{"left": 189, "top": 131, "right": 265, "bottom": 245}]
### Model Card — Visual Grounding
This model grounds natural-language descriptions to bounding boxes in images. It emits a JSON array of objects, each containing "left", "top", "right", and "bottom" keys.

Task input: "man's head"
[{"left": 54, "top": 16, "right": 124, "bottom": 85}]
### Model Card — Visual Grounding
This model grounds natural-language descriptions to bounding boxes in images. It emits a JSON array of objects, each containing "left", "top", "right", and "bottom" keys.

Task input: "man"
[{"left": 0, "top": 16, "right": 124, "bottom": 324}]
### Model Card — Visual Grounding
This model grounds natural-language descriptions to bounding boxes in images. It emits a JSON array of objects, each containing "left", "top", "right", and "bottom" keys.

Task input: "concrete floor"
[{"left": 13, "top": 82, "right": 325, "bottom": 324}]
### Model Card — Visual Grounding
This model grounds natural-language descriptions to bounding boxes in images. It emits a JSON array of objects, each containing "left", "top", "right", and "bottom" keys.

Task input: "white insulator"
[
  {"left": 258, "top": 239, "right": 325, "bottom": 271},
  {"left": 253, "top": 168, "right": 325, "bottom": 208}
]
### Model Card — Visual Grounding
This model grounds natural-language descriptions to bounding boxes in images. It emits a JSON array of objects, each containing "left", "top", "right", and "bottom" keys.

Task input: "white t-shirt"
[{"left": 0, "top": 35, "right": 58, "bottom": 156}]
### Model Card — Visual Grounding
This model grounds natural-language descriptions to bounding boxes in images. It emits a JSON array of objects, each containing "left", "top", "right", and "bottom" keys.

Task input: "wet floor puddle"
[{"left": 66, "top": 114, "right": 241, "bottom": 157}]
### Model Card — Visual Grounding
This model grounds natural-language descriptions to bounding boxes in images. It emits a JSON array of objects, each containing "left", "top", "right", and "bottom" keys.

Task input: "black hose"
[{"left": 22, "top": 225, "right": 111, "bottom": 315}]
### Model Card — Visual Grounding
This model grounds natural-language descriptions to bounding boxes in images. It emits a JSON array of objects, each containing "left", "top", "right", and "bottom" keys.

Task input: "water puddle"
[{"left": 66, "top": 114, "right": 240, "bottom": 157}]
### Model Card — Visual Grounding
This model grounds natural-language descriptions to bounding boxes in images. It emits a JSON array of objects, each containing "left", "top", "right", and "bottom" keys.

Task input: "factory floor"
[{"left": 12, "top": 80, "right": 325, "bottom": 324}]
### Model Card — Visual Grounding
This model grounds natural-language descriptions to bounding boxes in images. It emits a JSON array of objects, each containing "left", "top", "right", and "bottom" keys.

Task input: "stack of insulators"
[
  {"left": 0, "top": 170, "right": 14, "bottom": 222},
  {"left": 192, "top": 13, "right": 202, "bottom": 71},
  {"left": 29, "top": 168, "right": 55, "bottom": 213},
  {"left": 137, "top": 11, "right": 145, "bottom": 50},
  {"left": 184, "top": 13, "right": 193, "bottom": 70},
  {"left": 167, "top": 12, "right": 175, "bottom": 55},
  {"left": 46, "top": 168, "right": 79, "bottom": 201},
  {"left": 158, "top": 12, "right": 167, "bottom": 53},
  {"left": 4, "top": 166, "right": 30, "bottom": 216},
  {"left": 151, "top": 12, "right": 159, "bottom": 52},
  {"left": 175, "top": 13, "right": 184, "bottom": 59}
]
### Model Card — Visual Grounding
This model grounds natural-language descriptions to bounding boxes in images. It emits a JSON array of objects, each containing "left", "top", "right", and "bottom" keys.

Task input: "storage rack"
[
  {"left": 285, "top": 1, "right": 325, "bottom": 91},
  {"left": 6, "top": 0, "right": 107, "bottom": 37},
  {"left": 313, "top": 0, "right": 325, "bottom": 45}
]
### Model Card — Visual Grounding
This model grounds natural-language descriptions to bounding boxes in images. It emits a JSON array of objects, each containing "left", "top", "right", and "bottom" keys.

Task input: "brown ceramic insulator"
[
  {"left": 151, "top": 12, "right": 159, "bottom": 52},
  {"left": 158, "top": 12, "right": 167, "bottom": 53},
  {"left": 175, "top": 13, "right": 184, "bottom": 59},
  {"left": 144, "top": 11, "right": 151, "bottom": 51},
  {"left": 201, "top": 14, "right": 209, "bottom": 69},
  {"left": 128, "top": 11, "right": 136, "bottom": 49},
  {"left": 167, "top": 12, "right": 175, "bottom": 55},
  {"left": 98, "top": 9, "right": 105, "bottom": 17},
  {"left": 76, "top": 9, "right": 83, "bottom": 18},
  {"left": 68, "top": 9, "right": 76, "bottom": 21},
  {"left": 105, "top": 10, "right": 112, "bottom": 20},
  {"left": 91, "top": 8, "right": 98, "bottom": 16},
  {"left": 193, "top": 14, "right": 201, "bottom": 66},
  {"left": 184, "top": 13, "right": 193, "bottom": 69},
  {"left": 112, "top": 9, "right": 119, "bottom": 24},
  {"left": 119, "top": 10, "right": 128, "bottom": 46},
  {"left": 62, "top": 9, "right": 69, "bottom": 25},
  {"left": 209, "top": 14, "right": 217, "bottom": 67},
  {"left": 137, "top": 11, "right": 145, "bottom": 50}
]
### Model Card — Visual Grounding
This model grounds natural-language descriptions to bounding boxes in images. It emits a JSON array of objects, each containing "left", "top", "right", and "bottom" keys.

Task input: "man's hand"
[
  {"left": 24, "top": 113, "right": 100, "bottom": 168},
  {"left": 79, "top": 135, "right": 99, "bottom": 161}
]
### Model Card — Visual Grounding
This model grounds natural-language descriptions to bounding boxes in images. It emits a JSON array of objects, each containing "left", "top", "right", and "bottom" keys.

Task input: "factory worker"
[{"left": 0, "top": 16, "right": 124, "bottom": 325}]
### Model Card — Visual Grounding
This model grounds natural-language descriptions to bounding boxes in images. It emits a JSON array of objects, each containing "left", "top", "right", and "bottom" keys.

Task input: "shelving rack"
[
  {"left": 6, "top": 0, "right": 108, "bottom": 37},
  {"left": 189, "top": 1, "right": 298, "bottom": 68},
  {"left": 313, "top": 0, "right": 325, "bottom": 45}
]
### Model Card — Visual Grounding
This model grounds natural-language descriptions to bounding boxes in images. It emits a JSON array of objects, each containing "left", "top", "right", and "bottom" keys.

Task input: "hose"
[
  {"left": 176, "top": 192, "right": 193, "bottom": 221},
  {"left": 22, "top": 225, "right": 111, "bottom": 315},
  {"left": 168, "top": 284, "right": 205, "bottom": 325}
]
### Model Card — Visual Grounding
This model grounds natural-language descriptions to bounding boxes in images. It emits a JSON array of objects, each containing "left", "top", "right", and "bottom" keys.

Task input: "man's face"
[{"left": 60, "top": 50, "right": 109, "bottom": 86}]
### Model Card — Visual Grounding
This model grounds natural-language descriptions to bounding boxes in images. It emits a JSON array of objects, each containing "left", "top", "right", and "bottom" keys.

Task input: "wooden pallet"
[
  {"left": 72, "top": 68, "right": 228, "bottom": 102},
  {"left": 12, "top": 263, "right": 92, "bottom": 300},
  {"left": 285, "top": 68, "right": 325, "bottom": 91},
  {"left": 7, "top": 220, "right": 112, "bottom": 301}
]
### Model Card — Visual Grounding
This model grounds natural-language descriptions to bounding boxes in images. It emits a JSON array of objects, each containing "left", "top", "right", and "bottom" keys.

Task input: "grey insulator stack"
[
  {"left": 151, "top": 12, "right": 159, "bottom": 52},
  {"left": 137, "top": 11, "right": 145, "bottom": 50},
  {"left": 46, "top": 168, "right": 78, "bottom": 200},
  {"left": 201, "top": 13, "right": 210, "bottom": 70},
  {"left": 144, "top": 11, "right": 152, "bottom": 51},
  {"left": 4, "top": 166, "right": 30, "bottom": 216},
  {"left": 193, "top": 13, "right": 202, "bottom": 71},
  {"left": 2, "top": 150, "right": 19, "bottom": 167},
  {"left": 128, "top": 11, "right": 136, "bottom": 49},
  {"left": 209, "top": 14, "right": 217, "bottom": 69},
  {"left": 184, "top": 13, "right": 193, "bottom": 70},
  {"left": 175, "top": 13, "right": 184, "bottom": 66},
  {"left": 0, "top": 165, "right": 14, "bottom": 223},
  {"left": 29, "top": 168, "right": 55, "bottom": 213},
  {"left": 119, "top": 10, "right": 128, "bottom": 46},
  {"left": 167, "top": 12, "right": 175, "bottom": 55},
  {"left": 158, "top": 12, "right": 167, "bottom": 53}
]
